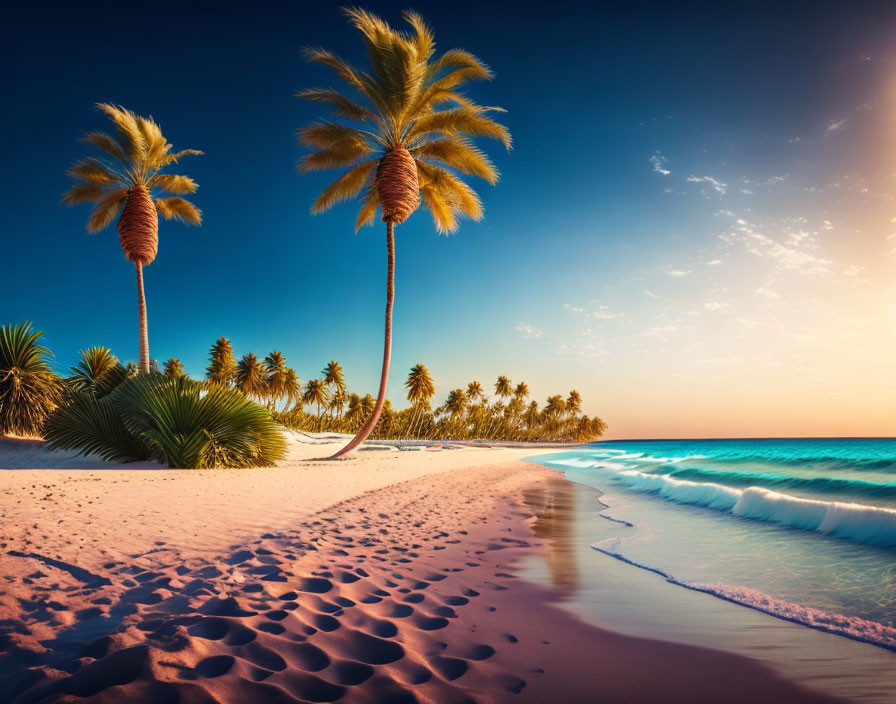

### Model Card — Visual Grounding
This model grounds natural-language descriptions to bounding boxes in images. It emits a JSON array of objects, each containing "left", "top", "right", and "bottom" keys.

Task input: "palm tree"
[
  {"left": 283, "top": 368, "right": 302, "bottom": 412},
  {"left": 543, "top": 395, "right": 567, "bottom": 420},
  {"left": 495, "top": 375, "right": 512, "bottom": 400},
  {"left": 302, "top": 378, "right": 330, "bottom": 430},
  {"left": 566, "top": 389, "right": 582, "bottom": 417},
  {"left": 63, "top": 104, "right": 202, "bottom": 373},
  {"left": 207, "top": 337, "right": 237, "bottom": 386},
  {"left": 444, "top": 388, "right": 467, "bottom": 418},
  {"left": 514, "top": 382, "right": 529, "bottom": 400},
  {"left": 322, "top": 361, "right": 347, "bottom": 417},
  {"left": 524, "top": 400, "right": 540, "bottom": 430},
  {"left": 466, "top": 381, "right": 483, "bottom": 404},
  {"left": 0, "top": 322, "right": 62, "bottom": 436},
  {"left": 235, "top": 353, "right": 267, "bottom": 400},
  {"left": 163, "top": 357, "right": 185, "bottom": 378},
  {"left": 298, "top": 9, "right": 509, "bottom": 458},
  {"left": 264, "top": 351, "right": 289, "bottom": 409},
  {"left": 405, "top": 363, "right": 436, "bottom": 406}
]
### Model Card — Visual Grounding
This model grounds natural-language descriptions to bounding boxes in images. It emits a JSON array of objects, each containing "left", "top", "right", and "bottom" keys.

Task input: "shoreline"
[{"left": 0, "top": 436, "right": 840, "bottom": 703}]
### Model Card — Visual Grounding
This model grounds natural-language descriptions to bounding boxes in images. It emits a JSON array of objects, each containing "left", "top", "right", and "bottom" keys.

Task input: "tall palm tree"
[
  {"left": 0, "top": 322, "right": 62, "bottom": 436},
  {"left": 235, "top": 353, "right": 267, "bottom": 400},
  {"left": 207, "top": 337, "right": 237, "bottom": 386},
  {"left": 63, "top": 104, "right": 202, "bottom": 373},
  {"left": 514, "top": 382, "right": 529, "bottom": 400},
  {"left": 524, "top": 400, "right": 540, "bottom": 430},
  {"left": 302, "top": 378, "right": 330, "bottom": 430},
  {"left": 298, "top": 9, "right": 509, "bottom": 458},
  {"left": 163, "top": 357, "right": 185, "bottom": 378},
  {"left": 495, "top": 375, "right": 512, "bottom": 400}
]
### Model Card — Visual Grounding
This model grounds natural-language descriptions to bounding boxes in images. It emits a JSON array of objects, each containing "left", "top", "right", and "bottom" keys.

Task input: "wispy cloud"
[
  {"left": 649, "top": 152, "right": 670, "bottom": 176},
  {"left": 706, "top": 259, "right": 723, "bottom": 266},
  {"left": 687, "top": 175, "right": 727, "bottom": 195},
  {"left": 825, "top": 117, "right": 848, "bottom": 134},
  {"left": 515, "top": 322, "right": 542, "bottom": 338},
  {"left": 666, "top": 269, "right": 691, "bottom": 277}
]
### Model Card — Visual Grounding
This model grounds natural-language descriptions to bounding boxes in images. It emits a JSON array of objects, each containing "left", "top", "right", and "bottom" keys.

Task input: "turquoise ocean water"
[{"left": 530, "top": 438, "right": 896, "bottom": 651}]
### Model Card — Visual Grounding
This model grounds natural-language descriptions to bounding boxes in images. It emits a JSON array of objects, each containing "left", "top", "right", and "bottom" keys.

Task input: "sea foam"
[
  {"left": 611, "top": 468, "right": 896, "bottom": 547},
  {"left": 591, "top": 541, "right": 896, "bottom": 651}
]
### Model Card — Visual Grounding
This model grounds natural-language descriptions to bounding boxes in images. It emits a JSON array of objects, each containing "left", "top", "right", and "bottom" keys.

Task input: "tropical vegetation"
[
  {"left": 62, "top": 103, "right": 203, "bottom": 374},
  {"left": 0, "top": 322, "right": 62, "bottom": 436},
  {"left": 297, "top": 8, "right": 510, "bottom": 457}
]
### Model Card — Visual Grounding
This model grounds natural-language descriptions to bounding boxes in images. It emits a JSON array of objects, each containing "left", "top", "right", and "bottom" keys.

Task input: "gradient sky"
[{"left": 3, "top": 1, "right": 895, "bottom": 439}]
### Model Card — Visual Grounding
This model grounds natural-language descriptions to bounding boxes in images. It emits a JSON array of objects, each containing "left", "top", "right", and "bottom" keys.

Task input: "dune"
[{"left": 0, "top": 433, "right": 838, "bottom": 703}]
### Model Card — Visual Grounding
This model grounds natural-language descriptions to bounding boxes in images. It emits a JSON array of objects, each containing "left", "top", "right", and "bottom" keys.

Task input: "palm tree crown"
[
  {"left": 297, "top": 8, "right": 511, "bottom": 233},
  {"left": 495, "top": 375, "right": 512, "bottom": 399},
  {"left": 405, "top": 363, "right": 435, "bottom": 405},
  {"left": 207, "top": 337, "right": 237, "bottom": 386},
  {"left": 62, "top": 103, "right": 202, "bottom": 258}
]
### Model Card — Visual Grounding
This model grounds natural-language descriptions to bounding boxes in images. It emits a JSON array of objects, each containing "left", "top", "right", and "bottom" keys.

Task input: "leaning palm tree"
[
  {"left": 63, "top": 104, "right": 202, "bottom": 374},
  {"left": 0, "top": 323, "right": 62, "bottom": 436},
  {"left": 298, "top": 8, "right": 510, "bottom": 457}
]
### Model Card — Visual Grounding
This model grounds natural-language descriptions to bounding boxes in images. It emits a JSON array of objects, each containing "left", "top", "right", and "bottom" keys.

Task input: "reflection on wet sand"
[{"left": 524, "top": 477, "right": 578, "bottom": 593}]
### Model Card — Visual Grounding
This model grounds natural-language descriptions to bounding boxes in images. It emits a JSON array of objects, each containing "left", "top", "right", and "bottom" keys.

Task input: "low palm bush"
[
  {"left": 45, "top": 374, "right": 286, "bottom": 468},
  {"left": 0, "top": 322, "right": 62, "bottom": 436}
]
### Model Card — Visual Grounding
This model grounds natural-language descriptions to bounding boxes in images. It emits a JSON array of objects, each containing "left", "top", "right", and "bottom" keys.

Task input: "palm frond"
[
  {"left": 86, "top": 189, "right": 128, "bottom": 233},
  {"left": 148, "top": 173, "right": 198, "bottom": 195},
  {"left": 354, "top": 186, "right": 379, "bottom": 230},
  {"left": 155, "top": 197, "right": 202, "bottom": 225},
  {"left": 96, "top": 103, "right": 144, "bottom": 162},
  {"left": 82, "top": 131, "right": 127, "bottom": 163},
  {"left": 416, "top": 160, "right": 483, "bottom": 229},
  {"left": 407, "top": 107, "right": 511, "bottom": 149},
  {"left": 296, "top": 88, "right": 377, "bottom": 122},
  {"left": 419, "top": 185, "right": 456, "bottom": 234},
  {"left": 303, "top": 48, "right": 385, "bottom": 113},
  {"left": 412, "top": 137, "right": 498, "bottom": 183},
  {"left": 298, "top": 147, "right": 372, "bottom": 173},
  {"left": 67, "top": 158, "right": 120, "bottom": 185},
  {"left": 425, "top": 49, "right": 493, "bottom": 81},
  {"left": 312, "top": 160, "right": 377, "bottom": 214},
  {"left": 61, "top": 183, "right": 106, "bottom": 206},
  {"left": 298, "top": 121, "right": 374, "bottom": 151},
  {"left": 158, "top": 149, "right": 204, "bottom": 167}
]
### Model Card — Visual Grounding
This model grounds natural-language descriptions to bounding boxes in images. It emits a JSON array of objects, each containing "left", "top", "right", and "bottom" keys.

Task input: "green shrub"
[{"left": 45, "top": 375, "right": 286, "bottom": 468}]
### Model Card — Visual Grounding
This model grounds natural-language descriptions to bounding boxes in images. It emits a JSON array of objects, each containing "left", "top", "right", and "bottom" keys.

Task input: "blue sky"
[{"left": 3, "top": 1, "right": 895, "bottom": 438}]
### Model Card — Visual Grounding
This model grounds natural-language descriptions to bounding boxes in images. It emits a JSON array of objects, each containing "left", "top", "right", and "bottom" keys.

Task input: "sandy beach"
[{"left": 0, "top": 434, "right": 839, "bottom": 704}]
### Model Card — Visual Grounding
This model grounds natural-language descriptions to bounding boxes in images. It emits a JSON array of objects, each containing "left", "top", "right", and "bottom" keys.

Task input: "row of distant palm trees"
[
  {"left": 60, "top": 8, "right": 512, "bottom": 457},
  {"left": 193, "top": 338, "right": 606, "bottom": 443}
]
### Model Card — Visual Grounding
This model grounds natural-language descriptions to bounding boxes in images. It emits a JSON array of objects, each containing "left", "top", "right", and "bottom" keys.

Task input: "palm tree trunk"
[
  {"left": 136, "top": 262, "right": 150, "bottom": 374},
  {"left": 331, "top": 222, "right": 395, "bottom": 458}
]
